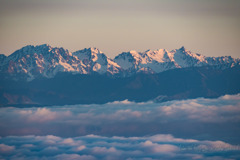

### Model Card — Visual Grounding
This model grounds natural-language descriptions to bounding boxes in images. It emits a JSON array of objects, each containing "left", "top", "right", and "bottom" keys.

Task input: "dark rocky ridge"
[{"left": 1, "top": 65, "right": 239, "bottom": 106}]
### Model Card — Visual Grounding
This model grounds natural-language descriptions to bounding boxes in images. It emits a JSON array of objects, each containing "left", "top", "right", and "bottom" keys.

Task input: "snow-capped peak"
[
  {"left": 114, "top": 47, "right": 239, "bottom": 73},
  {"left": 72, "top": 47, "right": 121, "bottom": 75},
  {"left": 90, "top": 47, "right": 102, "bottom": 54},
  {"left": 129, "top": 50, "right": 139, "bottom": 56},
  {"left": 1, "top": 45, "right": 239, "bottom": 81},
  {"left": 73, "top": 47, "right": 104, "bottom": 62}
]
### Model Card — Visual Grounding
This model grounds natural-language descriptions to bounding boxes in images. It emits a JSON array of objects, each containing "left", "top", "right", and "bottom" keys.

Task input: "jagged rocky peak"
[
  {"left": 179, "top": 46, "right": 186, "bottom": 51},
  {"left": 89, "top": 47, "right": 102, "bottom": 54},
  {"left": 173, "top": 46, "right": 198, "bottom": 55},
  {"left": 73, "top": 47, "right": 106, "bottom": 61},
  {"left": 142, "top": 48, "right": 172, "bottom": 63},
  {"left": 172, "top": 46, "right": 189, "bottom": 56},
  {"left": 72, "top": 47, "right": 121, "bottom": 75},
  {"left": 114, "top": 51, "right": 139, "bottom": 70},
  {"left": 1, "top": 44, "right": 239, "bottom": 81},
  {"left": 145, "top": 49, "right": 163, "bottom": 55},
  {"left": 20, "top": 44, "right": 51, "bottom": 53},
  {"left": 0, "top": 44, "right": 76, "bottom": 80},
  {"left": 114, "top": 50, "right": 143, "bottom": 61},
  {"left": 114, "top": 49, "right": 171, "bottom": 70},
  {"left": 129, "top": 50, "right": 140, "bottom": 56},
  {"left": 8, "top": 44, "right": 69, "bottom": 58},
  {"left": 114, "top": 52, "right": 132, "bottom": 60},
  {"left": 175, "top": 47, "right": 207, "bottom": 62},
  {"left": 73, "top": 47, "right": 102, "bottom": 55}
]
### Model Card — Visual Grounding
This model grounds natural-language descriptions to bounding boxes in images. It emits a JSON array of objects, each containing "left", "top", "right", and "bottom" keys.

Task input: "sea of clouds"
[
  {"left": 1, "top": 94, "right": 240, "bottom": 159},
  {"left": 1, "top": 134, "right": 239, "bottom": 160}
]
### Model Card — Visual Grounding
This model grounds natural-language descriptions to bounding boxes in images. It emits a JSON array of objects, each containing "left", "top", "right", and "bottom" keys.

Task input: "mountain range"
[
  {"left": 0, "top": 44, "right": 239, "bottom": 80},
  {"left": 0, "top": 44, "right": 240, "bottom": 106}
]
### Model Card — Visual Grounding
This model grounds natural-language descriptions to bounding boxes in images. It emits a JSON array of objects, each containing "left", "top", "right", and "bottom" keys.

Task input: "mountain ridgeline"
[
  {"left": 0, "top": 44, "right": 239, "bottom": 80},
  {"left": 0, "top": 44, "right": 240, "bottom": 106}
]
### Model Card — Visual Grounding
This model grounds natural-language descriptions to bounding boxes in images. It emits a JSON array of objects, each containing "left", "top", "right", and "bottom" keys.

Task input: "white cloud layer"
[
  {"left": 0, "top": 134, "right": 239, "bottom": 160},
  {"left": 1, "top": 94, "right": 240, "bottom": 139},
  {"left": 0, "top": 94, "right": 240, "bottom": 159}
]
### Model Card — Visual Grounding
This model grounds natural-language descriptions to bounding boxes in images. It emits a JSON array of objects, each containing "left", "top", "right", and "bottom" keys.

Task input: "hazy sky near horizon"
[{"left": 0, "top": 0, "right": 240, "bottom": 58}]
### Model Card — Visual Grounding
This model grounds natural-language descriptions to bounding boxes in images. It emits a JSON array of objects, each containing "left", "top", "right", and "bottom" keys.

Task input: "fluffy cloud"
[
  {"left": 0, "top": 134, "right": 239, "bottom": 160},
  {"left": 149, "top": 134, "right": 198, "bottom": 143},
  {"left": 0, "top": 94, "right": 240, "bottom": 159},
  {"left": 140, "top": 141, "right": 179, "bottom": 153},
  {"left": 18, "top": 107, "right": 72, "bottom": 122},
  {"left": 0, "top": 94, "right": 240, "bottom": 141},
  {"left": 0, "top": 143, "right": 15, "bottom": 154}
]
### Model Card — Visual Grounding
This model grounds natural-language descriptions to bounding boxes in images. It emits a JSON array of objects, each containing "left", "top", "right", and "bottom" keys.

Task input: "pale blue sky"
[{"left": 0, "top": 0, "right": 239, "bottom": 58}]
